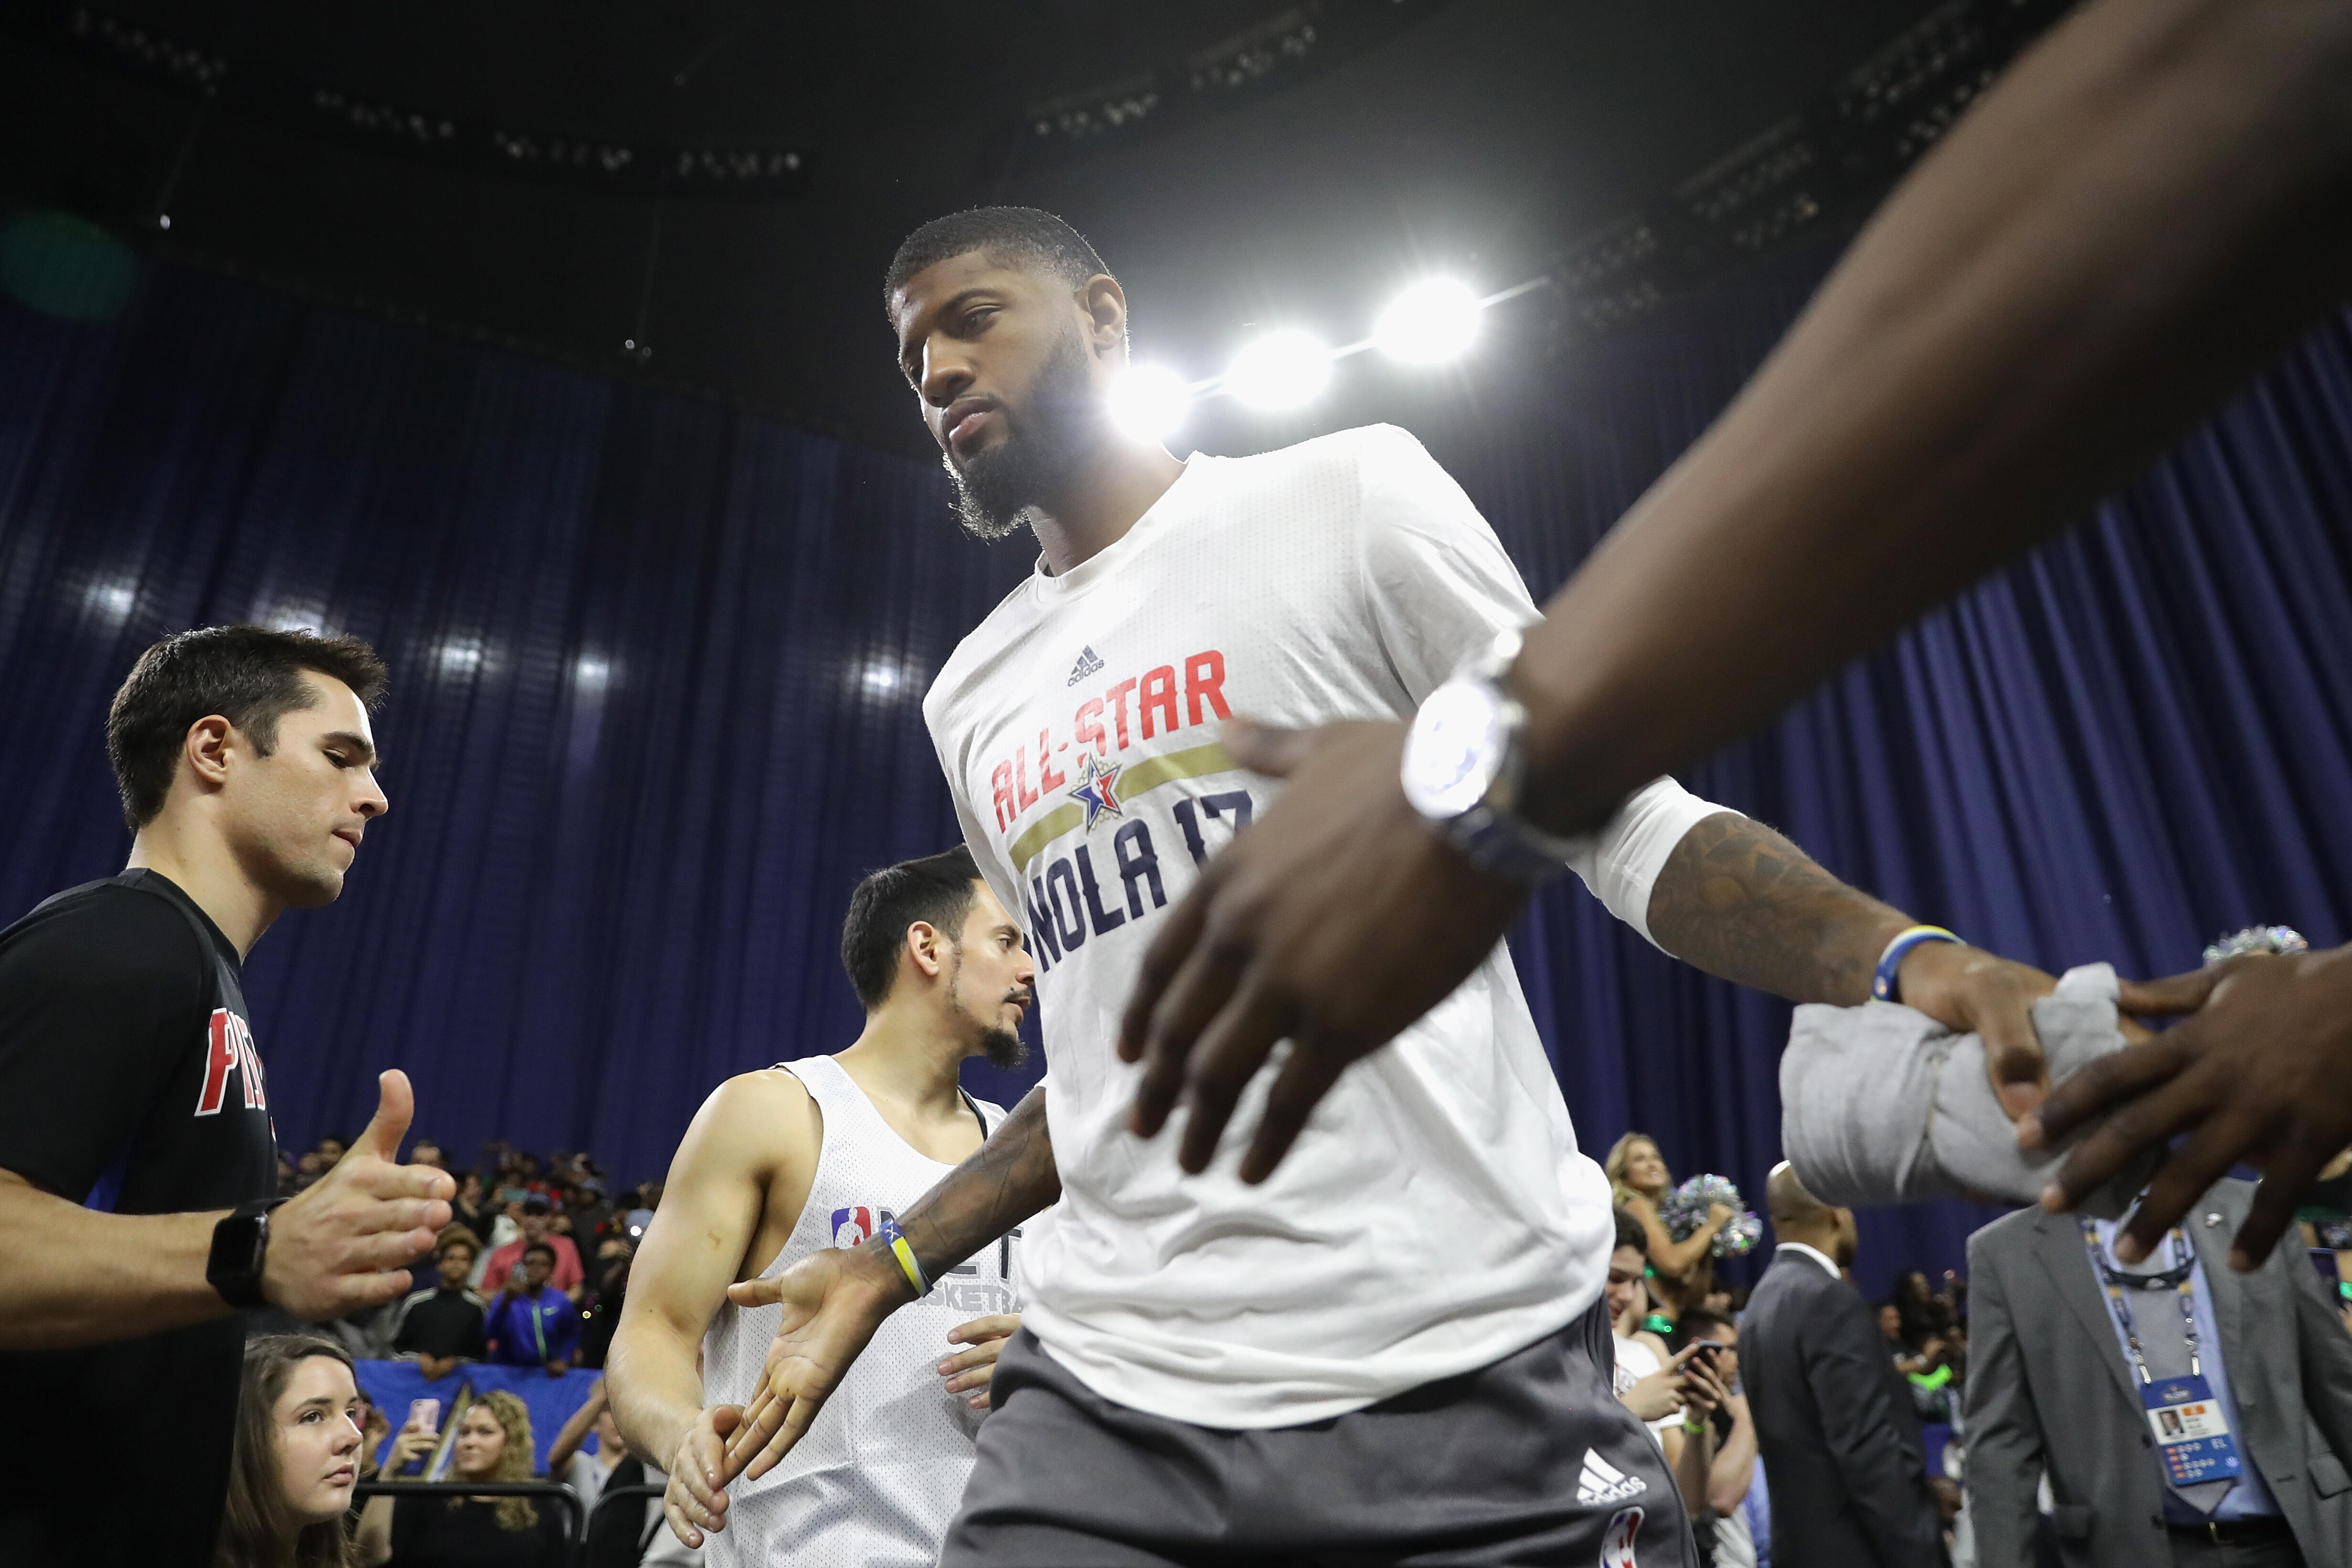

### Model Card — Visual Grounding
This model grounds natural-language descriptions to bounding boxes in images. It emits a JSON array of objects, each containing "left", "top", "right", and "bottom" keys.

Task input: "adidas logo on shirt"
[
  {"left": 1066, "top": 645, "right": 1105, "bottom": 686},
  {"left": 1576, "top": 1449, "right": 1647, "bottom": 1506}
]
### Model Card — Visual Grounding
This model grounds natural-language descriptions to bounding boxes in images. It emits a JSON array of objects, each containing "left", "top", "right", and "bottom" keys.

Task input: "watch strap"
[{"left": 207, "top": 1197, "right": 284, "bottom": 1309}]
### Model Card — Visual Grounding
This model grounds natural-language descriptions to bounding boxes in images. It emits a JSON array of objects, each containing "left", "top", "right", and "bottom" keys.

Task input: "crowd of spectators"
[
  {"left": 267, "top": 1138, "right": 653, "bottom": 1377},
  {"left": 1600, "top": 1132, "right": 1976, "bottom": 1568},
  {"left": 213, "top": 1139, "right": 686, "bottom": 1567}
]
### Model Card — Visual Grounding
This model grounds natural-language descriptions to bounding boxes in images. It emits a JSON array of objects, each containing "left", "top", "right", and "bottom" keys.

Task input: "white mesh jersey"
[
  {"left": 700, "top": 1055, "right": 1017, "bottom": 1568},
  {"left": 923, "top": 424, "right": 1726, "bottom": 1429}
]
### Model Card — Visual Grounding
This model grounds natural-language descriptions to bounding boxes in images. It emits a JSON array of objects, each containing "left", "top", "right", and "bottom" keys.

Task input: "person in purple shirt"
[{"left": 484, "top": 1242, "right": 581, "bottom": 1376}]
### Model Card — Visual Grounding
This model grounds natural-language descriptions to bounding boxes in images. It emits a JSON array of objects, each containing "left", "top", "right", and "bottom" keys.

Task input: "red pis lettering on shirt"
[{"left": 195, "top": 1009, "right": 265, "bottom": 1117}]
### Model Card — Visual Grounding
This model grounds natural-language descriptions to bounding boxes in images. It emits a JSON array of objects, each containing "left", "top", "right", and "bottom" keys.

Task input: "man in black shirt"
[
  {"left": 390, "top": 1226, "right": 491, "bottom": 1379},
  {"left": 0, "top": 626, "right": 458, "bottom": 1567}
]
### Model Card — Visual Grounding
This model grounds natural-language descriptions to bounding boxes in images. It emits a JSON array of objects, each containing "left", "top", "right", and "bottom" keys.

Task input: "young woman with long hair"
[
  {"left": 1604, "top": 1131, "right": 1735, "bottom": 1300},
  {"left": 211, "top": 1336, "right": 365, "bottom": 1568},
  {"left": 354, "top": 1389, "right": 567, "bottom": 1567}
]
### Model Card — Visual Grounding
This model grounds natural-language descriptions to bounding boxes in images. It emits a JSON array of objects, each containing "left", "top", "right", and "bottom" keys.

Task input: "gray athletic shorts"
[{"left": 942, "top": 1301, "right": 1697, "bottom": 1567}]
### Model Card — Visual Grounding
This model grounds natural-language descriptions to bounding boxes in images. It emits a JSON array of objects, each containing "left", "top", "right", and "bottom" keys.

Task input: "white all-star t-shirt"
[{"left": 922, "top": 424, "right": 1724, "bottom": 1429}]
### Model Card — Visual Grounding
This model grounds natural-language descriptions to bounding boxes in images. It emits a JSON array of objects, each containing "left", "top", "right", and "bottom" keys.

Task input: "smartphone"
[
  {"left": 1688, "top": 1340, "right": 1727, "bottom": 1366},
  {"left": 508, "top": 1261, "right": 528, "bottom": 1288},
  {"left": 407, "top": 1398, "right": 440, "bottom": 1433}
]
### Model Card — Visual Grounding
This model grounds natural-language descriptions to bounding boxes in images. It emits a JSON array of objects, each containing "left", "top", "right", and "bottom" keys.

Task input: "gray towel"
[{"left": 1779, "top": 963, "right": 2155, "bottom": 1216}]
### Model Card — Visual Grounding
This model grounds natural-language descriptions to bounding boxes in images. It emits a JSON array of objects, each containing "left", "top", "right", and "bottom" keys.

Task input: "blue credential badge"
[{"left": 2143, "top": 1373, "right": 2244, "bottom": 1486}]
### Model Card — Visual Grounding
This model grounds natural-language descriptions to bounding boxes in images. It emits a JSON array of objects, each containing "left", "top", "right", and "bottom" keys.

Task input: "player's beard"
[
  {"left": 945, "top": 328, "right": 1097, "bottom": 540},
  {"left": 946, "top": 946, "right": 1032, "bottom": 1070}
]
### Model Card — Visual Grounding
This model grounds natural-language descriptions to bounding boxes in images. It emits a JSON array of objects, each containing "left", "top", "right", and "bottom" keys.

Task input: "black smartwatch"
[{"left": 207, "top": 1198, "right": 286, "bottom": 1309}]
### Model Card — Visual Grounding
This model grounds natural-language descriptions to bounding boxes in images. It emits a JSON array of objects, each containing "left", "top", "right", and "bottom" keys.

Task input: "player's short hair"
[
  {"left": 523, "top": 1242, "right": 556, "bottom": 1264},
  {"left": 840, "top": 845, "right": 985, "bottom": 1011},
  {"left": 106, "top": 625, "right": 388, "bottom": 831},
  {"left": 883, "top": 206, "right": 1110, "bottom": 313},
  {"left": 1613, "top": 1207, "right": 1649, "bottom": 1258}
]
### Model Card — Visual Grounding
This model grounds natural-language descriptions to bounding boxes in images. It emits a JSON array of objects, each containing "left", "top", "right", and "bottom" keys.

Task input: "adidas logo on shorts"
[
  {"left": 1067, "top": 645, "right": 1105, "bottom": 686},
  {"left": 1576, "top": 1449, "right": 1647, "bottom": 1506}
]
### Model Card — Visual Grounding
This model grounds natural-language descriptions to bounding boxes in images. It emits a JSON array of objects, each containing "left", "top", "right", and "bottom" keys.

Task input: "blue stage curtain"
[{"left": 4, "top": 246, "right": 2349, "bottom": 1302}]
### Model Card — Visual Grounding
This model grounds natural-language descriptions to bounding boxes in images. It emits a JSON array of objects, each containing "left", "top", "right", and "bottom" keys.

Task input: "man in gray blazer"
[
  {"left": 1967, "top": 1177, "right": 2352, "bottom": 1566},
  {"left": 1738, "top": 1163, "right": 1944, "bottom": 1566}
]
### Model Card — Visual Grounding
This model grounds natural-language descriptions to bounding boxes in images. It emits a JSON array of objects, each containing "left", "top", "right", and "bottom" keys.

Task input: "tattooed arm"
[
  {"left": 893, "top": 1086, "right": 1060, "bottom": 1281},
  {"left": 707, "top": 1089, "right": 1057, "bottom": 1498},
  {"left": 1648, "top": 811, "right": 2058, "bottom": 1114}
]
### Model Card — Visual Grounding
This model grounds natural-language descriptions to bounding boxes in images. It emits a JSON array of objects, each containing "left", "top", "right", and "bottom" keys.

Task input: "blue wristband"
[{"left": 1873, "top": 925, "right": 1960, "bottom": 1003}]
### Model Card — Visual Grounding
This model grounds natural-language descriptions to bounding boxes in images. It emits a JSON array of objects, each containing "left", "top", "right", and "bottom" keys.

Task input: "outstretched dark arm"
[
  {"left": 714, "top": 1088, "right": 1058, "bottom": 1490},
  {"left": 1647, "top": 812, "right": 2057, "bottom": 1112},
  {"left": 892, "top": 1086, "right": 1060, "bottom": 1283}
]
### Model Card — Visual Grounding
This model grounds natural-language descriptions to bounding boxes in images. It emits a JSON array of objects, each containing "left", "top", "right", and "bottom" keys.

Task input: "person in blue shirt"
[{"left": 484, "top": 1241, "right": 581, "bottom": 1376}]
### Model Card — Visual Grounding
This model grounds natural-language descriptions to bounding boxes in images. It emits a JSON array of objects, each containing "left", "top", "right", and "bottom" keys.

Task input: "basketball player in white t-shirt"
[
  {"left": 606, "top": 846, "right": 1032, "bottom": 1565},
  {"left": 694, "top": 207, "right": 2024, "bottom": 1565}
]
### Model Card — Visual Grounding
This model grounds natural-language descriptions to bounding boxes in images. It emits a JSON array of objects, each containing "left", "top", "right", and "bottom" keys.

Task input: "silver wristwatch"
[{"left": 1399, "top": 627, "right": 1580, "bottom": 884}]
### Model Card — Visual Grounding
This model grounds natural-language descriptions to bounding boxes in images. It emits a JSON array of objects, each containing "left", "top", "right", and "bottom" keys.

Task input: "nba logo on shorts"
[
  {"left": 830, "top": 1206, "right": 875, "bottom": 1248},
  {"left": 1600, "top": 1505, "right": 1642, "bottom": 1567}
]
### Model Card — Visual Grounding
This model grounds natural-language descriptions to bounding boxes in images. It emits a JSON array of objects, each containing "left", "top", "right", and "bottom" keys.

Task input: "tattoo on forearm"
[
  {"left": 1645, "top": 812, "right": 1904, "bottom": 1005},
  {"left": 900, "top": 1088, "right": 1058, "bottom": 1275}
]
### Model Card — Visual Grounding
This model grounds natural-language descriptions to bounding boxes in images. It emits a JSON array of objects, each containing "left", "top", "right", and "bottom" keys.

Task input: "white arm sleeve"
[{"left": 1562, "top": 777, "right": 1729, "bottom": 949}]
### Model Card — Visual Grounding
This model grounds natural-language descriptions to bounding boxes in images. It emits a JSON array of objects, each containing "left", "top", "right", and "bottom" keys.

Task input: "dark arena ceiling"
[{"left": 2, "top": 0, "right": 2044, "bottom": 458}]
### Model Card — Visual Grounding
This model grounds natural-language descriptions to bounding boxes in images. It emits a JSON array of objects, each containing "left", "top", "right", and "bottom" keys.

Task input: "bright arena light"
[
  {"left": 1374, "top": 277, "right": 1483, "bottom": 364},
  {"left": 1106, "top": 364, "right": 1192, "bottom": 442},
  {"left": 1224, "top": 329, "right": 1331, "bottom": 411}
]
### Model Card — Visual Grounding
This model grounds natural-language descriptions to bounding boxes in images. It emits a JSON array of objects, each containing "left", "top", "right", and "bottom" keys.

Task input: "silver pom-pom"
[
  {"left": 1658, "top": 1174, "right": 1762, "bottom": 1258},
  {"left": 2203, "top": 925, "right": 2308, "bottom": 966}
]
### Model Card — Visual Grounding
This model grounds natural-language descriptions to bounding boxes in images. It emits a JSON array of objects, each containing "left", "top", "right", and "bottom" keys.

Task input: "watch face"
[{"left": 1402, "top": 678, "right": 1508, "bottom": 818}]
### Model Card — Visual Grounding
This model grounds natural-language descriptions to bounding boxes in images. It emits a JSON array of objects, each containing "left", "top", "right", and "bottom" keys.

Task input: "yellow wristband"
[{"left": 890, "top": 1235, "right": 928, "bottom": 1298}]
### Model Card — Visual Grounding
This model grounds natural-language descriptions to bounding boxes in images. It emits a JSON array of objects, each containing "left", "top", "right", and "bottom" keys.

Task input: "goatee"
[
  {"left": 978, "top": 1027, "right": 1029, "bottom": 1071},
  {"left": 945, "top": 329, "right": 1097, "bottom": 540}
]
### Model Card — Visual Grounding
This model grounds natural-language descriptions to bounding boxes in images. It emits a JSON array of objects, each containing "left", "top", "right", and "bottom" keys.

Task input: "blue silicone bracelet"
[{"left": 1873, "top": 925, "right": 1960, "bottom": 1002}]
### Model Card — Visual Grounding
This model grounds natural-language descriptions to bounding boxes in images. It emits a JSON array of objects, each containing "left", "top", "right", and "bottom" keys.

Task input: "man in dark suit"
[
  {"left": 1738, "top": 1162, "right": 1943, "bottom": 1566},
  {"left": 1967, "top": 1176, "right": 2352, "bottom": 1567}
]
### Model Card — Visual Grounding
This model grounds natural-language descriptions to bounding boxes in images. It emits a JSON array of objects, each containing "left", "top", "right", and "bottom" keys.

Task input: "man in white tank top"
[{"left": 606, "top": 845, "right": 1035, "bottom": 1565}]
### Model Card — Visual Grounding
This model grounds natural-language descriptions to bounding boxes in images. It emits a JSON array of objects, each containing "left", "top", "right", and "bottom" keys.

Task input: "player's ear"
[
  {"left": 1078, "top": 275, "right": 1126, "bottom": 357},
  {"left": 183, "top": 714, "right": 235, "bottom": 789},
  {"left": 905, "top": 920, "right": 948, "bottom": 982}
]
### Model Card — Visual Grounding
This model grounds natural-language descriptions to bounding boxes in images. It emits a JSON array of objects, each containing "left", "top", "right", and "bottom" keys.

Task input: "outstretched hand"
[
  {"left": 1121, "top": 717, "right": 1527, "bottom": 1183},
  {"left": 663, "top": 1404, "right": 743, "bottom": 1549},
  {"left": 939, "top": 1313, "right": 1021, "bottom": 1411},
  {"left": 2021, "top": 945, "right": 2352, "bottom": 1269},
  {"left": 1892, "top": 940, "right": 2064, "bottom": 1120},
  {"left": 718, "top": 1245, "right": 905, "bottom": 1485},
  {"left": 265, "top": 1070, "right": 455, "bottom": 1318}
]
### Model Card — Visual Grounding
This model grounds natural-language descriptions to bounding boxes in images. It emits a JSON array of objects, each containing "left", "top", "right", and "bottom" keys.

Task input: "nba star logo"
[
  {"left": 1600, "top": 1505, "right": 1642, "bottom": 1567},
  {"left": 830, "top": 1207, "right": 876, "bottom": 1248}
]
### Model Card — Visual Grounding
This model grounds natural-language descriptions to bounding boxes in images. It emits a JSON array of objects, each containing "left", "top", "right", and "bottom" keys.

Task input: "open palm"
[{"left": 718, "top": 1246, "right": 899, "bottom": 1483}]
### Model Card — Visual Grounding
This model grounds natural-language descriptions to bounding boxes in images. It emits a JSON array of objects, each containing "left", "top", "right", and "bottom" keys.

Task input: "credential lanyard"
[
  {"left": 2077, "top": 1219, "right": 2244, "bottom": 1496},
  {"left": 2077, "top": 1218, "right": 2198, "bottom": 1381}
]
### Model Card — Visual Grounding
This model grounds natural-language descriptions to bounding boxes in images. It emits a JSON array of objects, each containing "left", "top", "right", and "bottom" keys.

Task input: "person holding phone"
[
  {"left": 1679, "top": 1308, "right": 1765, "bottom": 1568},
  {"left": 483, "top": 1242, "right": 580, "bottom": 1377},
  {"left": 356, "top": 1392, "right": 569, "bottom": 1568}
]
